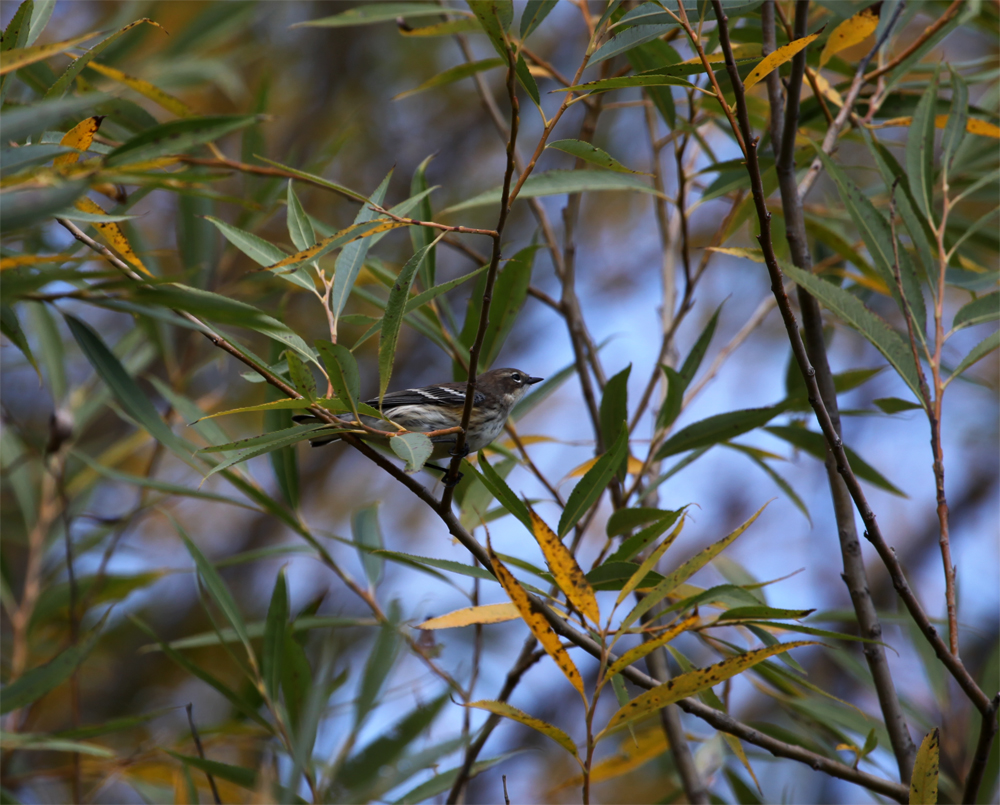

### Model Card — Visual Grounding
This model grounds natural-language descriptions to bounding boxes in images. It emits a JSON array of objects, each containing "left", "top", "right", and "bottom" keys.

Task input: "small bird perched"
[{"left": 293, "top": 367, "right": 543, "bottom": 458}]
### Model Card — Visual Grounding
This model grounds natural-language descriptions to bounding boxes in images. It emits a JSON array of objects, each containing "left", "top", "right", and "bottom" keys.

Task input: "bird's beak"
[{"left": 527, "top": 376, "right": 544, "bottom": 385}]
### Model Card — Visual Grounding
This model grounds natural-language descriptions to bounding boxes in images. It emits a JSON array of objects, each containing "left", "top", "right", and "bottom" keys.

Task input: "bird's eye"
[{"left": 511, "top": 373, "right": 522, "bottom": 383}]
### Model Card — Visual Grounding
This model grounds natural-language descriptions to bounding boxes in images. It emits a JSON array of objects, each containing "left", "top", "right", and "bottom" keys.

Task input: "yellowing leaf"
[
  {"left": 568, "top": 455, "right": 599, "bottom": 478},
  {"left": 819, "top": 4, "right": 879, "bottom": 68},
  {"left": 551, "top": 727, "right": 668, "bottom": 791},
  {"left": 605, "top": 613, "right": 699, "bottom": 680},
  {"left": 616, "top": 516, "right": 684, "bottom": 607},
  {"left": 266, "top": 220, "right": 406, "bottom": 271},
  {"left": 626, "top": 455, "right": 644, "bottom": 475},
  {"left": 869, "top": 116, "right": 1000, "bottom": 139},
  {"left": 73, "top": 196, "right": 151, "bottom": 276},
  {"left": 487, "top": 539, "right": 585, "bottom": 700},
  {"left": 467, "top": 700, "right": 578, "bottom": 756},
  {"left": 681, "top": 43, "right": 762, "bottom": 65},
  {"left": 0, "top": 253, "right": 85, "bottom": 270},
  {"left": 810, "top": 70, "right": 844, "bottom": 107},
  {"left": 722, "top": 733, "right": 763, "bottom": 795},
  {"left": 743, "top": 31, "right": 822, "bottom": 94},
  {"left": 417, "top": 603, "right": 520, "bottom": 629},
  {"left": 55, "top": 116, "right": 104, "bottom": 166},
  {"left": 86, "top": 61, "right": 194, "bottom": 118},
  {"left": 529, "top": 507, "right": 600, "bottom": 625},
  {"left": 706, "top": 246, "right": 765, "bottom": 263},
  {"left": 603, "top": 641, "right": 817, "bottom": 733},
  {"left": 910, "top": 729, "right": 940, "bottom": 804},
  {"left": 0, "top": 31, "right": 100, "bottom": 75}
]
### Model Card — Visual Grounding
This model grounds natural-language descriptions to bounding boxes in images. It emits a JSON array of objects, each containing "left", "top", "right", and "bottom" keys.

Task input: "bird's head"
[{"left": 477, "top": 368, "right": 544, "bottom": 409}]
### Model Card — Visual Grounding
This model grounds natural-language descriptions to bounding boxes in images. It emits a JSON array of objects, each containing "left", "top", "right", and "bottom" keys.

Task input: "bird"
[{"left": 292, "top": 367, "right": 543, "bottom": 459}]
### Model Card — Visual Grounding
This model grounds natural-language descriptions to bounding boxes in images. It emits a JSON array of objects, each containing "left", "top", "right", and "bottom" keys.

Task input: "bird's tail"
[{"left": 292, "top": 414, "right": 351, "bottom": 447}]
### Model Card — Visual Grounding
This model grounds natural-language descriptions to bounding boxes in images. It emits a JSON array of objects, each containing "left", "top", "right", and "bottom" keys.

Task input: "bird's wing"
[{"left": 365, "top": 384, "right": 484, "bottom": 410}]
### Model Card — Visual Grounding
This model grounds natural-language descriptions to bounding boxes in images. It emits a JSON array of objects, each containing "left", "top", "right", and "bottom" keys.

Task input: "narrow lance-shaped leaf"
[
  {"left": 952, "top": 293, "right": 999, "bottom": 330},
  {"left": 474, "top": 451, "right": 533, "bottom": 532},
  {"left": 655, "top": 402, "right": 787, "bottom": 460},
  {"left": 589, "top": 24, "right": 676, "bottom": 66},
  {"left": 779, "top": 263, "right": 923, "bottom": 399},
  {"left": 352, "top": 504, "right": 384, "bottom": 589},
  {"left": 553, "top": 73, "right": 694, "bottom": 96},
  {"left": 558, "top": 424, "right": 629, "bottom": 538},
  {"left": 85, "top": 61, "right": 194, "bottom": 118},
  {"left": 600, "top": 364, "right": 631, "bottom": 480},
  {"left": 409, "top": 154, "right": 437, "bottom": 289},
  {"left": 604, "top": 612, "right": 700, "bottom": 680},
  {"left": 819, "top": 4, "right": 879, "bottom": 68},
  {"left": 602, "top": 641, "right": 817, "bottom": 733},
  {"left": 331, "top": 170, "right": 392, "bottom": 318},
  {"left": 487, "top": 539, "right": 585, "bottom": 700},
  {"left": 394, "top": 58, "right": 503, "bottom": 100},
  {"left": 417, "top": 603, "right": 520, "bottom": 629},
  {"left": 54, "top": 115, "right": 103, "bottom": 165},
  {"left": 907, "top": 69, "right": 940, "bottom": 220},
  {"left": 942, "top": 65, "right": 968, "bottom": 169},
  {"left": 316, "top": 339, "right": 362, "bottom": 413},
  {"left": 743, "top": 30, "right": 822, "bottom": 93},
  {"left": 294, "top": 3, "right": 471, "bottom": 27},
  {"left": 520, "top": 0, "right": 557, "bottom": 38},
  {"left": 284, "top": 350, "right": 316, "bottom": 401},
  {"left": 73, "top": 196, "right": 151, "bottom": 276},
  {"left": 529, "top": 507, "right": 599, "bottom": 625},
  {"left": 546, "top": 139, "right": 645, "bottom": 174},
  {"left": 948, "top": 330, "right": 999, "bottom": 382},
  {"left": 261, "top": 567, "right": 288, "bottom": 702},
  {"left": 0, "top": 29, "right": 99, "bottom": 75},
  {"left": 105, "top": 115, "right": 259, "bottom": 167},
  {"left": 615, "top": 516, "right": 685, "bottom": 606},
  {"left": 286, "top": 181, "right": 315, "bottom": 251},
  {"left": 378, "top": 237, "right": 442, "bottom": 404},
  {"left": 621, "top": 503, "right": 768, "bottom": 631},
  {"left": 0, "top": 305, "right": 40, "bottom": 380},
  {"left": 466, "top": 700, "right": 578, "bottom": 757}
]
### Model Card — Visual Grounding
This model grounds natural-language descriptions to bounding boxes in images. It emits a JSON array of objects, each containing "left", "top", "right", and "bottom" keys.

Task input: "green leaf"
[
  {"left": 175, "top": 521, "right": 254, "bottom": 661},
  {"left": 105, "top": 115, "right": 258, "bottom": 167},
  {"left": 725, "top": 444, "right": 811, "bottom": 525},
  {"left": 331, "top": 171, "right": 392, "bottom": 318},
  {"left": 942, "top": 66, "right": 968, "bottom": 169},
  {"left": 558, "top": 424, "right": 628, "bottom": 538},
  {"left": 262, "top": 567, "right": 289, "bottom": 701},
  {"left": 816, "top": 150, "right": 926, "bottom": 334},
  {"left": 395, "top": 58, "right": 504, "bottom": 101},
  {"left": 606, "top": 511, "right": 684, "bottom": 563},
  {"left": 316, "top": 339, "right": 361, "bottom": 412},
  {"left": 393, "top": 753, "right": 518, "bottom": 804},
  {"left": 355, "top": 603, "right": 402, "bottom": 727},
  {"left": 295, "top": 3, "right": 471, "bottom": 27},
  {"left": 873, "top": 397, "right": 923, "bottom": 414},
  {"left": 65, "top": 315, "right": 198, "bottom": 468},
  {"left": 201, "top": 425, "right": 337, "bottom": 479},
  {"left": 352, "top": 503, "right": 384, "bottom": 588},
  {"left": 390, "top": 432, "right": 434, "bottom": 473},
  {"left": 284, "top": 350, "right": 316, "bottom": 401},
  {"left": 335, "top": 694, "right": 449, "bottom": 796},
  {"left": 907, "top": 69, "right": 939, "bottom": 220},
  {"left": 655, "top": 402, "right": 787, "bottom": 460},
  {"left": 379, "top": 239, "right": 439, "bottom": 402},
  {"left": 254, "top": 155, "right": 367, "bottom": 202},
  {"left": 280, "top": 629, "right": 312, "bottom": 738},
  {"left": 546, "top": 139, "right": 644, "bottom": 174},
  {"left": 620, "top": 503, "right": 768, "bottom": 631},
  {"left": 778, "top": 264, "right": 923, "bottom": 399},
  {"left": 680, "top": 302, "right": 723, "bottom": 387},
  {"left": 600, "top": 364, "right": 631, "bottom": 479},
  {"left": 1, "top": 609, "right": 109, "bottom": 714},
  {"left": 655, "top": 365, "right": 684, "bottom": 430},
  {"left": 165, "top": 751, "right": 257, "bottom": 791},
  {"left": 405, "top": 264, "right": 487, "bottom": 314},
  {"left": 555, "top": 73, "right": 694, "bottom": 97},
  {"left": 0, "top": 180, "right": 89, "bottom": 232},
  {"left": 950, "top": 330, "right": 999, "bottom": 380},
  {"left": 0, "top": 305, "right": 39, "bottom": 379},
  {"left": 0, "top": 733, "right": 114, "bottom": 758},
  {"left": 616, "top": 0, "right": 763, "bottom": 26},
  {"left": 590, "top": 24, "right": 676, "bottom": 64},
  {"left": 953, "top": 293, "right": 998, "bottom": 330},
  {"left": 586, "top": 561, "right": 663, "bottom": 591},
  {"left": 474, "top": 452, "right": 533, "bottom": 532},
  {"left": 520, "top": 0, "right": 558, "bottom": 38},
  {"left": 372, "top": 549, "right": 495, "bottom": 581},
  {"left": 1, "top": 143, "right": 73, "bottom": 176},
  {"left": 409, "top": 154, "right": 437, "bottom": 288},
  {"left": 765, "top": 425, "right": 906, "bottom": 497},
  {"left": 2, "top": 93, "right": 109, "bottom": 142},
  {"left": 441, "top": 169, "right": 663, "bottom": 214},
  {"left": 606, "top": 507, "right": 672, "bottom": 538},
  {"left": 716, "top": 606, "right": 814, "bottom": 622},
  {"left": 204, "top": 215, "right": 288, "bottom": 265},
  {"left": 286, "top": 181, "right": 315, "bottom": 251}
]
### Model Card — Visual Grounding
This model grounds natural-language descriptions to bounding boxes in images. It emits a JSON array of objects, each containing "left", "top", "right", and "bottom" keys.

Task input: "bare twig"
[
  {"left": 186, "top": 703, "right": 222, "bottom": 805},
  {"left": 964, "top": 694, "right": 1000, "bottom": 803},
  {"left": 863, "top": 1, "right": 963, "bottom": 83},
  {"left": 368, "top": 203, "right": 497, "bottom": 237}
]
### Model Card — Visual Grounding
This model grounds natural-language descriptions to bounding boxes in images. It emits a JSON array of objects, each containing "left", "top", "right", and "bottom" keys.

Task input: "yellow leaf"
[
  {"left": 467, "top": 700, "right": 578, "bottom": 756},
  {"left": 819, "top": 4, "right": 879, "bottom": 68},
  {"left": 626, "top": 455, "right": 644, "bottom": 475},
  {"left": 706, "top": 246, "right": 765, "bottom": 263},
  {"left": 615, "top": 516, "right": 684, "bottom": 607},
  {"left": 0, "top": 253, "right": 85, "bottom": 270},
  {"left": 910, "top": 728, "right": 940, "bottom": 804},
  {"left": 497, "top": 434, "right": 557, "bottom": 450},
  {"left": 568, "top": 455, "right": 599, "bottom": 478},
  {"left": 722, "top": 733, "right": 763, "bottom": 795},
  {"left": 551, "top": 727, "right": 668, "bottom": 791},
  {"left": 103, "top": 157, "right": 182, "bottom": 173},
  {"left": 869, "top": 116, "right": 1000, "bottom": 139},
  {"left": 605, "top": 613, "right": 699, "bottom": 679},
  {"left": 529, "top": 507, "right": 600, "bottom": 625},
  {"left": 827, "top": 267, "right": 891, "bottom": 296},
  {"left": 487, "top": 539, "right": 585, "bottom": 700},
  {"left": 416, "top": 603, "right": 520, "bottom": 629},
  {"left": 603, "top": 641, "right": 817, "bottom": 733},
  {"left": 0, "top": 31, "right": 100, "bottom": 75},
  {"left": 266, "top": 220, "right": 407, "bottom": 271},
  {"left": 810, "top": 70, "right": 844, "bottom": 107},
  {"left": 73, "top": 196, "right": 151, "bottom": 276},
  {"left": 86, "top": 61, "right": 194, "bottom": 118},
  {"left": 55, "top": 116, "right": 105, "bottom": 166},
  {"left": 743, "top": 30, "right": 822, "bottom": 94}
]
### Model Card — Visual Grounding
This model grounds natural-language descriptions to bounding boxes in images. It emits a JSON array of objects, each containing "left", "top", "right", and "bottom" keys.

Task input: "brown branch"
[
  {"left": 863, "top": 1, "right": 964, "bottom": 83},
  {"left": 176, "top": 156, "right": 362, "bottom": 203},
  {"left": 367, "top": 204, "right": 497, "bottom": 237},
  {"left": 709, "top": 0, "right": 992, "bottom": 721},
  {"left": 964, "top": 694, "right": 1000, "bottom": 803},
  {"left": 441, "top": 37, "right": 520, "bottom": 502},
  {"left": 186, "top": 703, "right": 222, "bottom": 805}
]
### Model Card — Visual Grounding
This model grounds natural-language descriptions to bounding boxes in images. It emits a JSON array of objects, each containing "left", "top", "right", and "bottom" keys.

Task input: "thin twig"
[
  {"left": 964, "top": 694, "right": 1000, "bottom": 803},
  {"left": 863, "top": 0, "right": 963, "bottom": 83},
  {"left": 186, "top": 703, "right": 222, "bottom": 805},
  {"left": 367, "top": 204, "right": 497, "bottom": 237}
]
